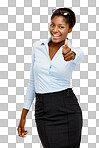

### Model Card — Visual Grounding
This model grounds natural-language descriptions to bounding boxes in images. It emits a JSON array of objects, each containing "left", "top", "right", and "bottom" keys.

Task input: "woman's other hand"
[{"left": 17, "top": 118, "right": 28, "bottom": 138}]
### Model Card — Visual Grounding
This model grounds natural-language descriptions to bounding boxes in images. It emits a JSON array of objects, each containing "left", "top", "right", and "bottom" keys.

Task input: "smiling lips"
[{"left": 52, "top": 33, "right": 61, "bottom": 39}]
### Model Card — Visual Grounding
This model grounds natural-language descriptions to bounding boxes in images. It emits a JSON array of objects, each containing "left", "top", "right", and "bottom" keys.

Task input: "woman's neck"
[{"left": 49, "top": 39, "right": 65, "bottom": 48}]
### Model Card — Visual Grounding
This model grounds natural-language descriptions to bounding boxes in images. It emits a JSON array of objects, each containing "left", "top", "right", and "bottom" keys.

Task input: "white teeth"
[{"left": 53, "top": 34, "right": 60, "bottom": 37}]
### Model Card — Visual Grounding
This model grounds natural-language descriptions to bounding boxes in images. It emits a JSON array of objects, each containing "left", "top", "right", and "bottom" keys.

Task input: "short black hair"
[{"left": 51, "top": 8, "right": 76, "bottom": 29}]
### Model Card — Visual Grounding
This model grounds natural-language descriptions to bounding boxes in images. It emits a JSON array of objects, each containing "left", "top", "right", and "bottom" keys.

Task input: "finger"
[
  {"left": 22, "top": 132, "right": 26, "bottom": 137},
  {"left": 21, "top": 127, "right": 28, "bottom": 134},
  {"left": 64, "top": 38, "right": 68, "bottom": 47},
  {"left": 19, "top": 131, "right": 26, "bottom": 137},
  {"left": 63, "top": 50, "right": 73, "bottom": 57},
  {"left": 62, "top": 47, "right": 71, "bottom": 55},
  {"left": 23, "top": 130, "right": 28, "bottom": 134},
  {"left": 19, "top": 134, "right": 26, "bottom": 138},
  {"left": 18, "top": 127, "right": 22, "bottom": 135},
  {"left": 17, "top": 126, "right": 27, "bottom": 137},
  {"left": 17, "top": 127, "right": 25, "bottom": 137},
  {"left": 64, "top": 54, "right": 73, "bottom": 61},
  {"left": 23, "top": 131, "right": 28, "bottom": 135},
  {"left": 62, "top": 39, "right": 68, "bottom": 54},
  {"left": 24, "top": 130, "right": 28, "bottom": 133}
]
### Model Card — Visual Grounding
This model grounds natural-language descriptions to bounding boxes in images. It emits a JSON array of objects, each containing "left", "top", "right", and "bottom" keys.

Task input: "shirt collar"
[
  {"left": 40, "top": 36, "right": 70, "bottom": 48},
  {"left": 41, "top": 37, "right": 52, "bottom": 45}
]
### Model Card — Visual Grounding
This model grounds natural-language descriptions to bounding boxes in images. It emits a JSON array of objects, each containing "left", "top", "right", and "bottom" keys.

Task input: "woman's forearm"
[{"left": 20, "top": 108, "right": 29, "bottom": 120}]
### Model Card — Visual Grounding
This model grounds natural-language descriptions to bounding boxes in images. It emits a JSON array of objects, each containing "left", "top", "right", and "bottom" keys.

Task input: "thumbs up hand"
[{"left": 62, "top": 39, "right": 76, "bottom": 61}]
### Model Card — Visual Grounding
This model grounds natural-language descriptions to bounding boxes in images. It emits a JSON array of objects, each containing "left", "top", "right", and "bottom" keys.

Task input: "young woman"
[{"left": 17, "top": 8, "right": 84, "bottom": 148}]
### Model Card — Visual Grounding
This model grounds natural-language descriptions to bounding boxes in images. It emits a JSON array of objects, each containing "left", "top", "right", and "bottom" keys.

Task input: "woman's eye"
[
  {"left": 50, "top": 24, "right": 64, "bottom": 28},
  {"left": 59, "top": 26, "right": 64, "bottom": 28},
  {"left": 50, "top": 24, "right": 54, "bottom": 27}
]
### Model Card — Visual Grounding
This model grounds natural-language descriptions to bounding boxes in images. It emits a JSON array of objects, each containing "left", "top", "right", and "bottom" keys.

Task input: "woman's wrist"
[{"left": 20, "top": 108, "right": 29, "bottom": 120}]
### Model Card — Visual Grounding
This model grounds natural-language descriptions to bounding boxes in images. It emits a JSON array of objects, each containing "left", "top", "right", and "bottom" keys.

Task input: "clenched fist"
[
  {"left": 17, "top": 118, "right": 28, "bottom": 138},
  {"left": 62, "top": 39, "right": 76, "bottom": 61}
]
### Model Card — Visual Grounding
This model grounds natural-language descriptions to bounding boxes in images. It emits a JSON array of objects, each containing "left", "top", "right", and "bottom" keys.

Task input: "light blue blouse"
[{"left": 23, "top": 37, "right": 84, "bottom": 110}]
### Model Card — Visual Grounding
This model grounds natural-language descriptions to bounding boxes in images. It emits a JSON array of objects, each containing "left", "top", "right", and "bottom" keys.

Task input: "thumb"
[{"left": 64, "top": 38, "right": 68, "bottom": 47}]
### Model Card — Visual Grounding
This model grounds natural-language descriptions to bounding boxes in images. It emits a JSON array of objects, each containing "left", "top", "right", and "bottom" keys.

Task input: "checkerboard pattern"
[{"left": 0, "top": 0, "right": 98, "bottom": 147}]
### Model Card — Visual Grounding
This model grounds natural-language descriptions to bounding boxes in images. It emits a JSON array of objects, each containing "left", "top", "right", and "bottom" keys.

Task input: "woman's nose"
[{"left": 53, "top": 26, "right": 58, "bottom": 32}]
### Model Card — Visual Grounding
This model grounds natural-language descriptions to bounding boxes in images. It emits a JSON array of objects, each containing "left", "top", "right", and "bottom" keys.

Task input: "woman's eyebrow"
[{"left": 50, "top": 22, "right": 65, "bottom": 25}]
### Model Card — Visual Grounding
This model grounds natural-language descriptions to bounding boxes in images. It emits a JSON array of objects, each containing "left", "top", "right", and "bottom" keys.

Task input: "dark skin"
[
  {"left": 17, "top": 15, "right": 75, "bottom": 138},
  {"left": 49, "top": 15, "right": 75, "bottom": 61},
  {"left": 17, "top": 108, "right": 29, "bottom": 137}
]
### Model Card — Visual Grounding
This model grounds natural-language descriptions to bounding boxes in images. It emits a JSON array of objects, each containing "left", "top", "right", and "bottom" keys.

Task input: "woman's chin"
[{"left": 51, "top": 38, "right": 65, "bottom": 44}]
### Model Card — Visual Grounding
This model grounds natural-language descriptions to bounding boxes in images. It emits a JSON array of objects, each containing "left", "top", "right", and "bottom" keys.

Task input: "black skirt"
[{"left": 34, "top": 88, "right": 83, "bottom": 148}]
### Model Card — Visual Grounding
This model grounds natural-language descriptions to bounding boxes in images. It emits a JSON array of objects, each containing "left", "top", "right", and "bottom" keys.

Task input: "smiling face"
[{"left": 49, "top": 15, "right": 72, "bottom": 44}]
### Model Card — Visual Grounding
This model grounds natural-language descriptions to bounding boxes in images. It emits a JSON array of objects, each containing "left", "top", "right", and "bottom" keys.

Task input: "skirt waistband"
[{"left": 35, "top": 88, "right": 75, "bottom": 98}]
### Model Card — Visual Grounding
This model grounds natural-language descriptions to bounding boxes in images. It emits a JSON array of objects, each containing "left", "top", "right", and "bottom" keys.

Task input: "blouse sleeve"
[
  {"left": 23, "top": 42, "right": 36, "bottom": 110},
  {"left": 68, "top": 40, "right": 84, "bottom": 65}
]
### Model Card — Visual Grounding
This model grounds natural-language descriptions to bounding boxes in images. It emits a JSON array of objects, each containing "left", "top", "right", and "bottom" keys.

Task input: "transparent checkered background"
[{"left": 0, "top": 0, "right": 99, "bottom": 148}]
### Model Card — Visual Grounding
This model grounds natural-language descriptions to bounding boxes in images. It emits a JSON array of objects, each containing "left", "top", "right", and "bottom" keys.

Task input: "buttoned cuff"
[{"left": 71, "top": 47, "right": 84, "bottom": 65}]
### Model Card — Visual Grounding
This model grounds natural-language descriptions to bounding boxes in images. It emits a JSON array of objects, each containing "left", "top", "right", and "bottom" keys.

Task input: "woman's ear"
[{"left": 68, "top": 27, "right": 73, "bottom": 33}]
